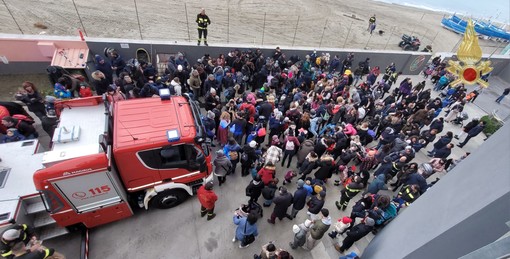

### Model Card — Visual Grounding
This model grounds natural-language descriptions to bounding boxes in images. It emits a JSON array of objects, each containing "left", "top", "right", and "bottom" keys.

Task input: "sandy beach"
[{"left": 0, "top": 0, "right": 504, "bottom": 53}]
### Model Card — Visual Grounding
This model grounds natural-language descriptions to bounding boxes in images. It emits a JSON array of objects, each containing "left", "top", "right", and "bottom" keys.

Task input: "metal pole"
[
  {"left": 384, "top": 26, "right": 396, "bottom": 50},
  {"left": 292, "top": 16, "right": 300, "bottom": 47},
  {"left": 343, "top": 21, "right": 353, "bottom": 48},
  {"left": 2, "top": 0, "right": 23, "bottom": 34},
  {"left": 431, "top": 31, "right": 440, "bottom": 47},
  {"left": 184, "top": 3, "right": 191, "bottom": 42},
  {"left": 133, "top": 0, "right": 143, "bottom": 40},
  {"left": 451, "top": 36, "right": 463, "bottom": 52},
  {"left": 365, "top": 32, "right": 373, "bottom": 49},
  {"left": 227, "top": 7, "right": 230, "bottom": 43},
  {"left": 319, "top": 18, "right": 328, "bottom": 48},
  {"left": 488, "top": 41, "right": 504, "bottom": 58},
  {"left": 71, "top": 0, "right": 87, "bottom": 36},
  {"left": 261, "top": 12, "right": 267, "bottom": 45}
]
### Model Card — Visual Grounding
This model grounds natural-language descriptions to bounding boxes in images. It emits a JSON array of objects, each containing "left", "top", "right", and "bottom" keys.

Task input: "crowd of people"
[{"left": 0, "top": 44, "right": 493, "bottom": 258}]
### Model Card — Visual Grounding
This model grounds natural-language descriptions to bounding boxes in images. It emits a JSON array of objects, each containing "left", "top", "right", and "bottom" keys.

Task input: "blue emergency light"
[
  {"left": 166, "top": 129, "right": 180, "bottom": 142},
  {"left": 159, "top": 88, "right": 171, "bottom": 100}
]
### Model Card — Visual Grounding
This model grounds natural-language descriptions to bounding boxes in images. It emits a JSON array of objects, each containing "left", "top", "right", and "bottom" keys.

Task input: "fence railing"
[{"left": 1, "top": 0, "right": 507, "bottom": 54}]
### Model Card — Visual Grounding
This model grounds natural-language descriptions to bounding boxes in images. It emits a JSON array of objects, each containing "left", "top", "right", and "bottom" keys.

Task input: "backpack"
[
  {"left": 285, "top": 139, "right": 295, "bottom": 151},
  {"left": 12, "top": 114, "right": 35, "bottom": 125},
  {"left": 229, "top": 151, "right": 239, "bottom": 161},
  {"left": 241, "top": 152, "right": 249, "bottom": 163}
]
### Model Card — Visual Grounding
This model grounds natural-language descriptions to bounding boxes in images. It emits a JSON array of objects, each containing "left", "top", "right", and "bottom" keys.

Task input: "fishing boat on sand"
[{"left": 441, "top": 15, "right": 510, "bottom": 41}]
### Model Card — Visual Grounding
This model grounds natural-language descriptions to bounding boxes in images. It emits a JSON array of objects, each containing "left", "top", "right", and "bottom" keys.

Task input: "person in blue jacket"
[{"left": 233, "top": 213, "right": 259, "bottom": 248}]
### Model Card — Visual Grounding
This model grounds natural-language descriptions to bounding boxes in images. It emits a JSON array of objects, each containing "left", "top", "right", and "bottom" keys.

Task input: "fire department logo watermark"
[
  {"left": 72, "top": 192, "right": 87, "bottom": 199},
  {"left": 410, "top": 55, "right": 426, "bottom": 72}
]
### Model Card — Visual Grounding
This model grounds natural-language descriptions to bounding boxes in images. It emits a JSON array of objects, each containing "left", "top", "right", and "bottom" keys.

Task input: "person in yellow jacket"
[{"left": 196, "top": 8, "right": 211, "bottom": 46}]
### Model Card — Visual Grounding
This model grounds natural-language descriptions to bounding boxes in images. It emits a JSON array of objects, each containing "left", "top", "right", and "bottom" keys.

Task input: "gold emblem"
[{"left": 446, "top": 19, "right": 493, "bottom": 88}]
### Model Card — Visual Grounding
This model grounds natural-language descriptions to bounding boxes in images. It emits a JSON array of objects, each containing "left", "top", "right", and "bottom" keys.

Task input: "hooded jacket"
[
  {"left": 297, "top": 139, "right": 315, "bottom": 164},
  {"left": 310, "top": 216, "right": 331, "bottom": 239},
  {"left": 213, "top": 153, "right": 232, "bottom": 177},
  {"left": 299, "top": 154, "right": 318, "bottom": 175},
  {"left": 258, "top": 166, "right": 276, "bottom": 185},
  {"left": 367, "top": 174, "right": 387, "bottom": 194},
  {"left": 272, "top": 191, "right": 293, "bottom": 218},
  {"left": 292, "top": 187, "right": 308, "bottom": 211},
  {"left": 314, "top": 156, "right": 335, "bottom": 181}
]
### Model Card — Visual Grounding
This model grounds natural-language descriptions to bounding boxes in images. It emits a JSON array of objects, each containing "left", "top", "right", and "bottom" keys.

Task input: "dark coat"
[
  {"left": 345, "top": 223, "right": 373, "bottom": 243},
  {"left": 433, "top": 136, "right": 451, "bottom": 149},
  {"left": 292, "top": 187, "right": 308, "bottom": 210},
  {"left": 404, "top": 173, "right": 428, "bottom": 194},
  {"left": 246, "top": 180, "right": 264, "bottom": 201},
  {"left": 297, "top": 139, "right": 315, "bottom": 164},
  {"left": 272, "top": 191, "right": 293, "bottom": 218},
  {"left": 314, "top": 157, "right": 336, "bottom": 181},
  {"left": 262, "top": 183, "right": 277, "bottom": 200},
  {"left": 307, "top": 196, "right": 325, "bottom": 214},
  {"left": 433, "top": 146, "right": 451, "bottom": 159}
]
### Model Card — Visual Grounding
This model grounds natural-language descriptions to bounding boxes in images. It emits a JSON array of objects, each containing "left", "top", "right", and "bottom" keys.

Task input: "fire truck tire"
[{"left": 150, "top": 189, "right": 189, "bottom": 209}]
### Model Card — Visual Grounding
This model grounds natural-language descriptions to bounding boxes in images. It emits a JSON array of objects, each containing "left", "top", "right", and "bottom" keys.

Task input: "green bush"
[{"left": 480, "top": 115, "right": 503, "bottom": 136}]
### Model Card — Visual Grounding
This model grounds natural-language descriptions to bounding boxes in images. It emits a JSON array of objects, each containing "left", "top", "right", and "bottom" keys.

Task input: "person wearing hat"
[
  {"left": 1, "top": 128, "right": 26, "bottom": 143},
  {"left": 290, "top": 179, "right": 308, "bottom": 219},
  {"left": 0, "top": 223, "right": 35, "bottom": 258},
  {"left": 289, "top": 219, "right": 312, "bottom": 249},
  {"left": 213, "top": 150, "right": 232, "bottom": 186},
  {"left": 267, "top": 186, "right": 293, "bottom": 224},
  {"left": 241, "top": 140, "right": 259, "bottom": 177},
  {"left": 306, "top": 208, "right": 331, "bottom": 249},
  {"left": 94, "top": 54, "right": 113, "bottom": 84},
  {"left": 197, "top": 182, "right": 218, "bottom": 220},
  {"left": 328, "top": 216, "right": 353, "bottom": 239},
  {"left": 334, "top": 217, "right": 375, "bottom": 253},
  {"left": 203, "top": 110, "right": 217, "bottom": 147}
]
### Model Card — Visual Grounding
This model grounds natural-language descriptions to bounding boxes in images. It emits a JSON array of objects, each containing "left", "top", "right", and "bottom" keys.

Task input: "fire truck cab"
[{"left": 33, "top": 94, "right": 212, "bottom": 229}]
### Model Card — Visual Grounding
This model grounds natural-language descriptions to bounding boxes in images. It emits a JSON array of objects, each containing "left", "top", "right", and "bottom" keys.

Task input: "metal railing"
[{"left": 0, "top": 0, "right": 507, "bottom": 53}]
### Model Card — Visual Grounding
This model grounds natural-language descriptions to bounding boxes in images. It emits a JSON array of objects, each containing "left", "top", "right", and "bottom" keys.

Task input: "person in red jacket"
[
  {"left": 197, "top": 182, "right": 218, "bottom": 220},
  {"left": 258, "top": 162, "right": 276, "bottom": 186}
]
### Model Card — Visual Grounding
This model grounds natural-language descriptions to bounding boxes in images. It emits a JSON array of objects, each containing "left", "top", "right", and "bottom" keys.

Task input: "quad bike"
[{"left": 398, "top": 34, "right": 421, "bottom": 51}]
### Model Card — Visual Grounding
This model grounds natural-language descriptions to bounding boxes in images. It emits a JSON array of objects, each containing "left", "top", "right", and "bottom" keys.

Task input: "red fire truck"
[{"left": 27, "top": 94, "right": 212, "bottom": 230}]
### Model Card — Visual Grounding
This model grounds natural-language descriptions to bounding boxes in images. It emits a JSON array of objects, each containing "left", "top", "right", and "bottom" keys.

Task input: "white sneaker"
[
  {"left": 239, "top": 244, "right": 249, "bottom": 248},
  {"left": 232, "top": 237, "right": 236, "bottom": 242}
]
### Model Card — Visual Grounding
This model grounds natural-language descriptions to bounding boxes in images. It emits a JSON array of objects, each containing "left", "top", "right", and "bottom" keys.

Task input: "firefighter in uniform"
[
  {"left": 1, "top": 224, "right": 35, "bottom": 258},
  {"left": 196, "top": 8, "right": 211, "bottom": 46},
  {"left": 368, "top": 14, "right": 376, "bottom": 31},
  {"left": 393, "top": 184, "right": 421, "bottom": 211},
  {"left": 336, "top": 176, "right": 364, "bottom": 211}
]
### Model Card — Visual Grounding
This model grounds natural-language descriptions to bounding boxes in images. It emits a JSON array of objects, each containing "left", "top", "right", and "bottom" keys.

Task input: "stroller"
[{"left": 235, "top": 201, "right": 264, "bottom": 219}]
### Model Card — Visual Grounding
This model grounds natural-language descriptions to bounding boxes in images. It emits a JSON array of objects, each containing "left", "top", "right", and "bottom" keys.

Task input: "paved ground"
[{"left": 11, "top": 73, "right": 510, "bottom": 258}]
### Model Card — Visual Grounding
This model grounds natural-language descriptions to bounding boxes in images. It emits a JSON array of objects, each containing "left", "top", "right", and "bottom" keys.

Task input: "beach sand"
[{"left": 0, "top": 0, "right": 504, "bottom": 53}]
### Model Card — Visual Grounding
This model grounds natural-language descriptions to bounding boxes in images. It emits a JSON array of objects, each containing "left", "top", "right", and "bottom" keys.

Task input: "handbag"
[{"left": 242, "top": 221, "right": 255, "bottom": 245}]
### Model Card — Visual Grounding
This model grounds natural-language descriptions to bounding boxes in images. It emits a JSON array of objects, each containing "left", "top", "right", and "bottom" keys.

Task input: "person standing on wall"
[{"left": 196, "top": 8, "right": 211, "bottom": 46}]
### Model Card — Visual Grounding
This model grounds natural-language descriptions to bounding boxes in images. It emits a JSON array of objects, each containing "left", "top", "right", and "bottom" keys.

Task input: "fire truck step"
[
  {"left": 26, "top": 201, "right": 46, "bottom": 214},
  {"left": 33, "top": 212, "right": 56, "bottom": 228},
  {"left": 38, "top": 225, "right": 70, "bottom": 241}
]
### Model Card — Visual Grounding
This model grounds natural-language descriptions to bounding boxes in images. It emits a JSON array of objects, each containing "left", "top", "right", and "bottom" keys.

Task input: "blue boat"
[{"left": 441, "top": 15, "right": 510, "bottom": 41}]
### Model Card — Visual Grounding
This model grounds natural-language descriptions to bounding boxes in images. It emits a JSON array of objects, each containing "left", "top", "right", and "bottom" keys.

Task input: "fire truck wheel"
[{"left": 150, "top": 189, "right": 189, "bottom": 209}]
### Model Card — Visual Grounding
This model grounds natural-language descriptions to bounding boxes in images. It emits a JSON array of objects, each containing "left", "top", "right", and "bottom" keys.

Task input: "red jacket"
[
  {"left": 197, "top": 185, "right": 218, "bottom": 209},
  {"left": 258, "top": 167, "right": 275, "bottom": 185},
  {"left": 80, "top": 87, "right": 93, "bottom": 97}
]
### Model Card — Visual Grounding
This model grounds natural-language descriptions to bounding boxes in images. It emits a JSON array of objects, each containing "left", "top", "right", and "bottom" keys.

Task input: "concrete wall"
[
  {"left": 362, "top": 122, "right": 510, "bottom": 259},
  {"left": 498, "top": 61, "right": 510, "bottom": 83}
]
